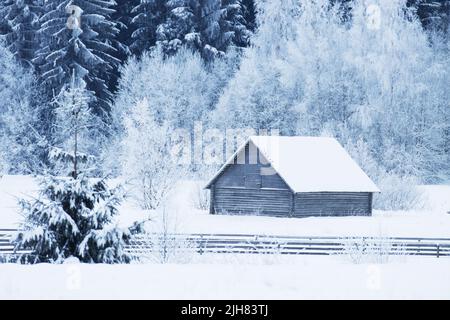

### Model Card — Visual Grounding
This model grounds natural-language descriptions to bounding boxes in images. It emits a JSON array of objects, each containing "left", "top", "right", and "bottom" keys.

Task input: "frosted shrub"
[
  {"left": 345, "top": 139, "right": 424, "bottom": 211},
  {"left": 340, "top": 237, "right": 404, "bottom": 264},
  {"left": 121, "top": 98, "right": 183, "bottom": 210},
  {"left": 0, "top": 155, "right": 5, "bottom": 177},
  {"left": 0, "top": 41, "right": 42, "bottom": 175},
  {"left": 192, "top": 181, "right": 210, "bottom": 211},
  {"left": 374, "top": 174, "right": 424, "bottom": 211},
  {"left": 196, "top": 235, "right": 289, "bottom": 265},
  {"left": 134, "top": 233, "right": 196, "bottom": 264},
  {"left": 134, "top": 207, "right": 196, "bottom": 264},
  {"left": 245, "top": 236, "right": 287, "bottom": 265}
]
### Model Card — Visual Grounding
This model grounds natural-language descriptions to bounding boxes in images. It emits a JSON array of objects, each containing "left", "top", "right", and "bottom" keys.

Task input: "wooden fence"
[{"left": 2, "top": 229, "right": 450, "bottom": 258}]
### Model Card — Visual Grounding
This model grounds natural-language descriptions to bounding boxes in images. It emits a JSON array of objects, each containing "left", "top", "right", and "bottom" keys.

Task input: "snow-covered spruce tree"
[
  {"left": 0, "top": 2, "right": 8, "bottom": 34},
  {"left": 196, "top": 0, "right": 251, "bottom": 59},
  {"left": 0, "top": 39, "right": 44, "bottom": 174},
  {"left": 241, "top": 0, "right": 257, "bottom": 33},
  {"left": 156, "top": 0, "right": 251, "bottom": 59},
  {"left": 14, "top": 172, "right": 137, "bottom": 263},
  {"left": 129, "top": 0, "right": 166, "bottom": 56},
  {"left": 413, "top": 0, "right": 450, "bottom": 34},
  {"left": 35, "top": 0, "right": 120, "bottom": 115},
  {"left": 107, "top": 0, "right": 140, "bottom": 92},
  {"left": 112, "top": 0, "right": 139, "bottom": 54},
  {"left": 0, "top": 0, "right": 42, "bottom": 67},
  {"left": 13, "top": 75, "right": 141, "bottom": 264},
  {"left": 121, "top": 98, "right": 182, "bottom": 210},
  {"left": 224, "top": 0, "right": 254, "bottom": 48}
]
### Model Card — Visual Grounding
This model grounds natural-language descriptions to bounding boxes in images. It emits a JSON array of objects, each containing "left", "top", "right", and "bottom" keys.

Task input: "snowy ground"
[
  {"left": 1, "top": 175, "right": 450, "bottom": 299},
  {"left": 1, "top": 175, "right": 450, "bottom": 238},
  {"left": 1, "top": 256, "right": 449, "bottom": 299}
]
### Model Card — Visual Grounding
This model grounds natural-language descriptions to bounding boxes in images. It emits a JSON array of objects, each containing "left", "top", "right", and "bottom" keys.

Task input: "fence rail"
[{"left": 1, "top": 229, "right": 450, "bottom": 258}]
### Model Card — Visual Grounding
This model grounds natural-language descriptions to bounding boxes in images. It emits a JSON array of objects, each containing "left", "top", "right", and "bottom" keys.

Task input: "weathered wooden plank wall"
[
  {"left": 213, "top": 187, "right": 292, "bottom": 216},
  {"left": 294, "top": 192, "right": 371, "bottom": 217}
]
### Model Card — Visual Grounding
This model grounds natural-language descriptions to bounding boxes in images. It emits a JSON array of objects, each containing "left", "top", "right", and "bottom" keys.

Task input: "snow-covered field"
[
  {"left": 2, "top": 175, "right": 450, "bottom": 300},
  {"left": 2, "top": 175, "right": 450, "bottom": 238},
  {"left": 1, "top": 256, "right": 449, "bottom": 299}
]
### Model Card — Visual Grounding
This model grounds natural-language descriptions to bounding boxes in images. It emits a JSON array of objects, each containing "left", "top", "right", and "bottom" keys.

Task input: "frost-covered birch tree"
[
  {"left": 111, "top": 47, "right": 231, "bottom": 131},
  {"left": 212, "top": 0, "right": 301, "bottom": 134},
  {"left": 121, "top": 98, "right": 182, "bottom": 210},
  {"left": 0, "top": 40, "right": 43, "bottom": 174}
]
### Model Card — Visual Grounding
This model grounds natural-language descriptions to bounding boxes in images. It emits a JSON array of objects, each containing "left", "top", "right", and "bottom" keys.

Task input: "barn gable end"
[
  {"left": 209, "top": 141, "right": 293, "bottom": 216},
  {"left": 214, "top": 141, "right": 290, "bottom": 190}
]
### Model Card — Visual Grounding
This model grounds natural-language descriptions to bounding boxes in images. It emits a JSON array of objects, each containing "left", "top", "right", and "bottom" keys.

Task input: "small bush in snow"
[
  {"left": 0, "top": 152, "right": 6, "bottom": 177},
  {"left": 192, "top": 181, "right": 210, "bottom": 210},
  {"left": 132, "top": 207, "right": 196, "bottom": 264},
  {"left": 345, "top": 139, "right": 424, "bottom": 211},
  {"left": 340, "top": 237, "right": 405, "bottom": 264},
  {"left": 196, "top": 236, "right": 289, "bottom": 265},
  {"left": 373, "top": 174, "right": 424, "bottom": 211},
  {"left": 134, "top": 233, "right": 196, "bottom": 264},
  {"left": 245, "top": 236, "right": 287, "bottom": 265}
]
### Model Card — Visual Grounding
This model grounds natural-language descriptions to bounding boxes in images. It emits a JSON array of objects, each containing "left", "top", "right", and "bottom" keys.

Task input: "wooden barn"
[{"left": 205, "top": 136, "right": 380, "bottom": 218}]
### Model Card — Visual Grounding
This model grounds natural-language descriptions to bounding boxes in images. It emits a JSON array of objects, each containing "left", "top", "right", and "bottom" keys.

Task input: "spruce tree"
[
  {"left": 156, "top": 0, "right": 251, "bottom": 59},
  {"left": 130, "top": 0, "right": 166, "bottom": 56},
  {"left": 224, "top": 0, "right": 253, "bottom": 48},
  {"left": 14, "top": 73, "right": 141, "bottom": 264},
  {"left": 410, "top": 0, "right": 450, "bottom": 34},
  {"left": 241, "top": 0, "right": 256, "bottom": 33},
  {"left": 0, "top": 0, "right": 42, "bottom": 67},
  {"left": 35, "top": 0, "right": 120, "bottom": 115},
  {"left": 111, "top": 0, "right": 139, "bottom": 63},
  {"left": 199, "top": 0, "right": 250, "bottom": 59}
]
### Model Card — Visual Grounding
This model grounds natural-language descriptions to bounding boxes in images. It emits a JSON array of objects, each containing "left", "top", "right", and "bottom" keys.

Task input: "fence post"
[
  {"left": 199, "top": 235, "right": 204, "bottom": 255},
  {"left": 437, "top": 244, "right": 440, "bottom": 258}
]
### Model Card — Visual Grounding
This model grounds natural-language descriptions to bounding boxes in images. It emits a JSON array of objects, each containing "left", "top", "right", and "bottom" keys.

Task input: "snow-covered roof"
[{"left": 205, "top": 136, "right": 380, "bottom": 193}]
